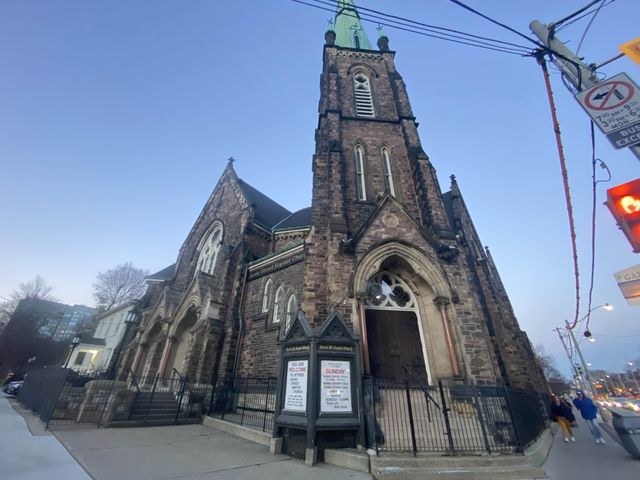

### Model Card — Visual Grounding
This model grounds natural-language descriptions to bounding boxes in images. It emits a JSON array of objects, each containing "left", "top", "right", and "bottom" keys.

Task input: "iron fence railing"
[
  {"left": 17, "top": 367, "right": 213, "bottom": 428},
  {"left": 363, "top": 377, "right": 548, "bottom": 455},
  {"left": 208, "top": 375, "right": 276, "bottom": 433}
]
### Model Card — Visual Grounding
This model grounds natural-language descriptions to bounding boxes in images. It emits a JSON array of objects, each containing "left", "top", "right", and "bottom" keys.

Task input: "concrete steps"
[
  {"left": 370, "top": 455, "right": 548, "bottom": 480},
  {"left": 128, "top": 392, "right": 180, "bottom": 423}
]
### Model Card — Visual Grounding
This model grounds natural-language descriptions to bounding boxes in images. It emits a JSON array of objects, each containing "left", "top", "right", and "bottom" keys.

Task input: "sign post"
[
  {"left": 273, "top": 311, "right": 362, "bottom": 465},
  {"left": 575, "top": 73, "right": 640, "bottom": 150}
]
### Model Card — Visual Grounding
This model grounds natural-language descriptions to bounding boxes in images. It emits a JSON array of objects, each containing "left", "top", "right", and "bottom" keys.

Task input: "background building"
[{"left": 0, "top": 297, "right": 96, "bottom": 375}]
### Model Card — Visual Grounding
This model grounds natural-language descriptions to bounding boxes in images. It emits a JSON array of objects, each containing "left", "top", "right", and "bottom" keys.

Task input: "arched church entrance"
[
  {"left": 136, "top": 321, "right": 162, "bottom": 378},
  {"left": 364, "top": 271, "right": 430, "bottom": 382},
  {"left": 166, "top": 307, "right": 198, "bottom": 377}
]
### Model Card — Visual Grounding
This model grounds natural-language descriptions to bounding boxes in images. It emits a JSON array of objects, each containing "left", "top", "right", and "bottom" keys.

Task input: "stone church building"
[{"left": 120, "top": 1, "right": 546, "bottom": 397}]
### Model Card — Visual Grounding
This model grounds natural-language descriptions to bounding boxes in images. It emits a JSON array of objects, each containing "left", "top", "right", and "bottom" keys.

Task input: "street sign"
[
  {"left": 614, "top": 264, "right": 640, "bottom": 306},
  {"left": 575, "top": 73, "right": 640, "bottom": 149},
  {"left": 620, "top": 38, "right": 640, "bottom": 66}
]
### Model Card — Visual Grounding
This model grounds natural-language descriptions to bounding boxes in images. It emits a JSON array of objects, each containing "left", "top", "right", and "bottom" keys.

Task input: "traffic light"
[{"left": 605, "top": 178, "right": 640, "bottom": 253}]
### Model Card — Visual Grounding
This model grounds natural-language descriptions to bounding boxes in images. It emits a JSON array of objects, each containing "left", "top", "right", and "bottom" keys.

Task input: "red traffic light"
[{"left": 606, "top": 178, "right": 640, "bottom": 253}]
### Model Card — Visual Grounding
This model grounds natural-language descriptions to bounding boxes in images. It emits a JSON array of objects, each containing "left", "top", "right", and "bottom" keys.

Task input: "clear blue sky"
[{"left": 1, "top": 1, "right": 638, "bottom": 376}]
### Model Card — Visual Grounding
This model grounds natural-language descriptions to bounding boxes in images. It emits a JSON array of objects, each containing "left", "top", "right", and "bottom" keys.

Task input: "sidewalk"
[
  {"left": 543, "top": 416, "right": 640, "bottom": 480},
  {"left": 0, "top": 396, "right": 90, "bottom": 479},
  {"left": 2, "top": 396, "right": 371, "bottom": 480}
]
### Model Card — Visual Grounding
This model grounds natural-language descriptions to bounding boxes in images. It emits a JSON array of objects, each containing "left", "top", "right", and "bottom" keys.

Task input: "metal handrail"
[
  {"left": 171, "top": 368, "right": 185, "bottom": 383},
  {"left": 401, "top": 365, "right": 441, "bottom": 411},
  {"left": 128, "top": 367, "right": 141, "bottom": 393}
]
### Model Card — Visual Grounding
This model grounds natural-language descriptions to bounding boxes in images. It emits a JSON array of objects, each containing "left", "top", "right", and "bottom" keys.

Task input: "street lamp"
[
  {"left": 582, "top": 303, "right": 613, "bottom": 340},
  {"left": 560, "top": 303, "right": 613, "bottom": 396}
]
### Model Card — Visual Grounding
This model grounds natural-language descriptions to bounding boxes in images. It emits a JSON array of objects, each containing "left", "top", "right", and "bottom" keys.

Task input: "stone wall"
[{"left": 236, "top": 261, "right": 305, "bottom": 378}]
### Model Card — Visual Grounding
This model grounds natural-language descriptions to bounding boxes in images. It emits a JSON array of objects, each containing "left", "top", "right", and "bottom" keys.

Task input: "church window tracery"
[
  {"left": 285, "top": 294, "right": 297, "bottom": 330},
  {"left": 262, "top": 279, "right": 273, "bottom": 313},
  {"left": 353, "top": 72, "right": 374, "bottom": 117},
  {"left": 381, "top": 147, "right": 395, "bottom": 197},
  {"left": 196, "top": 223, "right": 223, "bottom": 276},
  {"left": 365, "top": 271, "right": 416, "bottom": 310},
  {"left": 355, "top": 145, "right": 367, "bottom": 201},
  {"left": 273, "top": 286, "right": 285, "bottom": 323}
]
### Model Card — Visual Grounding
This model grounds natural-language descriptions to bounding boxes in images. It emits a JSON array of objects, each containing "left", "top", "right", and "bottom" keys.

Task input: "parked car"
[{"left": 2, "top": 381, "right": 23, "bottom": 396}]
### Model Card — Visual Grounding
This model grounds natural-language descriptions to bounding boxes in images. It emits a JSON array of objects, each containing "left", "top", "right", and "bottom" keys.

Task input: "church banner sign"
[
  {"left": 614, "top": 264, "right": 640, "bottom": 306},
  {"left": 320, "top": 360, "right": 352, "bottom": 413},
  {"left": 284, "top": 360, "right": 308, "bottom": 412}
]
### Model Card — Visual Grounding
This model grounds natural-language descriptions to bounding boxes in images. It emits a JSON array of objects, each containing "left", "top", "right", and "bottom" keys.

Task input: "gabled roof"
[
  {"left": 146, "top": 264, "right": 176, "bottom": 282},
  {"left": 273, "top": 207, "right": 312, "bottom": 231},
  {"left": 237, "top": 178, "right": 292, "bottom": 229}
]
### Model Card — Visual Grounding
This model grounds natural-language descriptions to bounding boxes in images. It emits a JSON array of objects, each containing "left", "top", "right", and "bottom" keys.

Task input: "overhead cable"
[
  {"left": 576, "top": 0, "right": 607, "bottom": 54},
  {"left": 291, "top": 0, "right": 532, "bottom": 56}
]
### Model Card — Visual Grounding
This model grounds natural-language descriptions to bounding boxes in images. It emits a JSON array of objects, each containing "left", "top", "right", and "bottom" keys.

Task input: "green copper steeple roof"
[{"left": 332, "top": 0, "right": 373, "bottom": 50}]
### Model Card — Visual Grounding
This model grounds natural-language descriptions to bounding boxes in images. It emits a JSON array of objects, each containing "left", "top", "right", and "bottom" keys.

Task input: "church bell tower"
[{"left": 301, "top": 1, "right": 546, "bottom": 391}]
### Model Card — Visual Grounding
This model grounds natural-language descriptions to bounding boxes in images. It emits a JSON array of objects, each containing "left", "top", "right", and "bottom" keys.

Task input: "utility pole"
[
  {"left": 564, "top": 320, "right": 595, "bottom": 396},
  {"left": 553, "top": 327, "right": 584, "bottom": 390},
  {"left": 530, "top": 20, "right": 640, "bottom": 161}
]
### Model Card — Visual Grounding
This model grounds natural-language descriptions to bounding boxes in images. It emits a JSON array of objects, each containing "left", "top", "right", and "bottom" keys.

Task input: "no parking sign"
[{"left": 575, "top": 73, "right": 640, "bottom": 149}]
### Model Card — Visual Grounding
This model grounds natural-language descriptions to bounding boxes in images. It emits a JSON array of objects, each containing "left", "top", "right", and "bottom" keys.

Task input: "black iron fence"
[
  {"left": 17, "top": 367, "right": 70, "bottom": 427},
  {"left": 127, "top": 370, "right": 213, "bottom": 426},
  {"left": 16, "top": 367, "right": 213, "bottom": 428},
  {"left": 363, "top": 377, "right": 548, "bottom": 455},
  {"left": 208, "top": 375, "right": 276, "bottom": 433}
]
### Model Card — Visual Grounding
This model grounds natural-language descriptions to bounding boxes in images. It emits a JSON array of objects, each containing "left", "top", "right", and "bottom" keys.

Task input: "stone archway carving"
[
  {"left": 353, "top": 241, "right": 454, "bottom": 298},
  {"left": 353, "top": 241, "right": 462, "bottom": 381}
]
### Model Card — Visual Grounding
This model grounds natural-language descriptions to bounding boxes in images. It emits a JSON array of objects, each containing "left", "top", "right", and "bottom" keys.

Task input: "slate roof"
[
  {"left": 273, "top": 207, "right": 312, "bottom": 231},
  {"left": 146, "top": 264, "right": 176, "bottom": 281},
  {"left": 237, "top": 178, "right": 292, "bottom": 229}
]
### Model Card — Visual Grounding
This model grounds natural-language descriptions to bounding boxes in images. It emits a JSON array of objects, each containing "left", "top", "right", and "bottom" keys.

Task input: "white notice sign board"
[
  {"left": 320, "top": 360, "right": 352, "bottom": 413},
  {"left": 575, "top": 73, "right": 640, "bottom": 149},
  {"left": 284, "top": 360, "right": 308, "bottom": 412}
]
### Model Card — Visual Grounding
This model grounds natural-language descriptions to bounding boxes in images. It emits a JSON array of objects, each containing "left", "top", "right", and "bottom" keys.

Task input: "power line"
[
  {"left": 576, "top": 0, "right": 607, "bottom": 54},
  {"left": 445, "top": 0, "right": 542, "bottom": 48},
  {"left": 291, "top": 0, "right": 533, "bottom": 56},
  {"left": 555, "top": 0, "right": 617, "bottom": 32},
  {"left": 552, "top": 0, "right": 605, "bottom": 28},
  {"left": 312, "top": 0, "right": 532, "bottom": 51}
]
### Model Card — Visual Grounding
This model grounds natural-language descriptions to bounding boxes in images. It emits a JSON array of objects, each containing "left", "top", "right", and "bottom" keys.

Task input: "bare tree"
[
  {"left": 93, "top": 262, "right": 149, "bottom": 310},
  {"left": 535, "top": 344, "right": 571, "bottom": 393},
  {"left": 0, "top": 275, "right": 57, "bottom": 332}
]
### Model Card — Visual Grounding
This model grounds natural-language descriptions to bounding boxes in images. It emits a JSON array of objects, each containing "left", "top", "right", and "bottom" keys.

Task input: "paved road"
[
  {"left": 0, "top": 395, "right": 90, "bottom": 480},
  {"left": 543, "top": 416, "right": 640, "bottom": 480}
]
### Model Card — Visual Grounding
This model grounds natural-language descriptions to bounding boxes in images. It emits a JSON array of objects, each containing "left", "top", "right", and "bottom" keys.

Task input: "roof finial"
[
  {"left": 228, "top": 156, "right": 236, "bottom": 165},
  {"left": 333, "top": 0, "right": 372, "bottom": 50}
]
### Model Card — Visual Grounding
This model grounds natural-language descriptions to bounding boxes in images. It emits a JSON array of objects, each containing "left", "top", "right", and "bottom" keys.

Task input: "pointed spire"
[{"left": 333, "top": 0, "right": 373, "bottom": 50}]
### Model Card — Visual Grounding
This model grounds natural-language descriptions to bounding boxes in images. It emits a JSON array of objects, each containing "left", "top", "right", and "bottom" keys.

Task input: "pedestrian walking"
[
  {"left": 573, "top": 390, "right": 606, "bottom": 444},
  {"left": 550, "top": 395, "right": 575, "bottom": 443}
]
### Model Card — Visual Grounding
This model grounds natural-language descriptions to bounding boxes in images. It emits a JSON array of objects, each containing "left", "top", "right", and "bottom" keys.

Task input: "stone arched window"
[
  {"left": 353, "top": 72, "right": 374, "bottom": 117},
  {"left": 196, "top": 223, "right": 223, "bottom": 276},
  {"left": 354, "top": 145, "right": 367, "bottom": 201},
  {"left": 381, "top": 147, "right": 395, "bottom": 197},
  {"left": 273, "top": 286, "right": 285, "bottom": 324},
  {"left": 262, "top": 279, "right": 273, "bottom": 313},
  {"left": 285, "top": 294, "right": 298, "bottom": 329}
]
